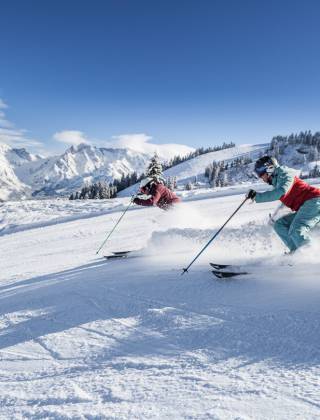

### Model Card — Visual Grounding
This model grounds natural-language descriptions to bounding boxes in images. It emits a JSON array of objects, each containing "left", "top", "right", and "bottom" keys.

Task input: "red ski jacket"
[
  {"left": 256, "top": 165, "right": 320, "bottom": 211},
  {"left": 133, "top": 183, "right": 181, "bottom": 210},
  {"left": 280, "top": 177, "right": 320, "bottom": 211}
]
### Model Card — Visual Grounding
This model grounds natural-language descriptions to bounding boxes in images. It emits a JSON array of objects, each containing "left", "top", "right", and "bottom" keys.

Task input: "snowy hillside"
[
  {"left": 164, "top": 143, "right": 268, "bottom": 183},
  {"left": 120, "top": 143, "right": 269, "bottom": 196},
  {"left": 269, "top": 139, "right": 320, "bottom": 177},
  {"left": 0, "top": 186, "right": 320, "bottom": 418}
]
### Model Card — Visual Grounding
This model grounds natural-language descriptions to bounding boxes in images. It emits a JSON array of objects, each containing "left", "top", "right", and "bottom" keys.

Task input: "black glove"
[{"left": 246, "top": 189, "right": 256, "bottom": 200}]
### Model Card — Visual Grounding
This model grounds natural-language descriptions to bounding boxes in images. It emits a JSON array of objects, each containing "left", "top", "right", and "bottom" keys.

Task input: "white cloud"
[
  {"left": 0, "top": 98, "right": 44, "bottom": 151},
  {"left": 110, "top": 133, "right": 153, "bottom": 153},
  {"left": 53, "top": 130, "right": 91, "bottom": 146},
  {"left": 0, "top": 99, "right": 12, "bottom": 128},
  {"left": 52, "top": 131, "right": 194, "bottom": 160},
  {"left": 0, "top": 99, "right": 8, "bottom": 109},
  {"left": 109, "top": 133, "right": 195, "bottom": 160},
  {"left": 0, "top": 111, "right": 13, "bottom": 128}
]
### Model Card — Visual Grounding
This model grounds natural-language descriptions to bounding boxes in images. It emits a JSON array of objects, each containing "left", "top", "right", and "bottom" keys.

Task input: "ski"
[
  {"left": 210, "top": 262, "right": 232, "bottom": 270},
  {"left": 210, "top": 262, "right": 245, "bottom": 271},
  {"left": 211, "top": 269, "right": 248, "bottom": 279},
  {"left": 210, "top": 262, "right": 248, "bottom": 278},
  {"left": 104, "top": 254, "right": 128, "bottom": 260},
  {"left": 104, "top": 251, "right": 132, "bottom": 260}
]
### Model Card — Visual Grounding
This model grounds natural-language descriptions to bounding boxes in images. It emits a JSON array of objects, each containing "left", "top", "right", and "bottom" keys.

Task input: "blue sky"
[{"left": 1, "top": 0, "right": 320, "bottom": 154}]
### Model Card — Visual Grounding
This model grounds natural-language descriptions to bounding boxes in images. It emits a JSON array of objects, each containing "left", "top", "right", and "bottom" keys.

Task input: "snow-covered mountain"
[
  {"left": 16, "top": 144, "right": 154, "bottom": 198},
  {"left": 0, "top": 143, "right": 40, "bottom": 201},
  {"left": 1, "top": 142, "right": 169, "bottom": 200}
]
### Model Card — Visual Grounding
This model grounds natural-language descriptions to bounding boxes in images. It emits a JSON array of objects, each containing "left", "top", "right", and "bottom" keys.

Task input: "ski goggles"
[{"left": 254, "top": 166, "right": 268, "bottom": 177}]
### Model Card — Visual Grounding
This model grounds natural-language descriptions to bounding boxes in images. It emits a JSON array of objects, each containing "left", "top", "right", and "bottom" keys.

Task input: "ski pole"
[
  {"left": 96, "top": 194, "right": 136, "bottom": 255},
  {"left": 181, "top": 196, "right": 249, "bottom": 274}
]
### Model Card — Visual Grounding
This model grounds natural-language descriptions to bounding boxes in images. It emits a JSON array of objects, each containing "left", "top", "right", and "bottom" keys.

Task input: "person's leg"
[
  {"left": 273, "top": 213, "right": 297, "bottom": 251},
  {"left": 289, "top": 198, "right": 320, "bottom": 249}
]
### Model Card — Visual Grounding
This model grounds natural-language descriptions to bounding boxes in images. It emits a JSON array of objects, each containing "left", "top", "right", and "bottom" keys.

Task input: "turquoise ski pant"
[{"left": 273, "top": 197, "right": 320, "bottom": 251}]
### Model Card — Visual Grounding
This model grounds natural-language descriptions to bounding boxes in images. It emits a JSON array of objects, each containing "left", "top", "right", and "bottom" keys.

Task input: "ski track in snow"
[{"left": 0, "top": 189, "right": 320, "bottom": 419}]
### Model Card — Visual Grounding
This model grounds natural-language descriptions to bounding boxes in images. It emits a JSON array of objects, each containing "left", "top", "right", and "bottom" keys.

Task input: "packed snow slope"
[{"left": 0, "top": 185, "right": 320, "bottom": 419}]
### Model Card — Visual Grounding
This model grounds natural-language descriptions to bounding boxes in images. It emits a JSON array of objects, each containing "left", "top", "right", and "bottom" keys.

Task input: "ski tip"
[
  {"left": 211, "top": 270, "right": 248, "bottom": 279},
  {"left": 209, "top": 262, "right": 230, "bottom": 269}
]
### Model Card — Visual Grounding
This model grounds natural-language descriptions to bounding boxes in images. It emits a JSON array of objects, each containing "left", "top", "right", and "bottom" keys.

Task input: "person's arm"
[
  {"left": 134, "top": 185, "right": 162, "bottom": 206},
  {"left": 255, "top": 168, "right": 294, "bottom": 203}
]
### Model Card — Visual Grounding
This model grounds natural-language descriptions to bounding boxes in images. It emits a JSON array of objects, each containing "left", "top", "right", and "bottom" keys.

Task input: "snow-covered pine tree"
[
  {"left": 110, "top": 184, "right": 117, "bottom": 198},
  {"left": 173, "top": 176, "right": 177, "bottom": 189},
  {"left": 79, "top": 184, "right": 90, "bottom": 199},
  {"left": 185, "top": 181, "right": 193, "bottom": 190},
  {"left": 210, "top": 161, "right": 220, "bottom": 187},
  {"left": 309, "top": 164, "right": 320, "bottom": 178},
  {"left": 146, "top": 153, "right": 163, "bottom": 179},
  {"left": 218, "top": 170, "right": 228, "bottom": 187},
  {"left": 89, "top": 183, "right": 99, "bottom": 199},
  {"left": 99, "top": 183, "right": 110, "bottom": 199},
  {"left": 166, "top": 177, "right": 173, "bottom": 190},
  {"left": 308, "top": 145, "right": 319, "bottom": 162}
]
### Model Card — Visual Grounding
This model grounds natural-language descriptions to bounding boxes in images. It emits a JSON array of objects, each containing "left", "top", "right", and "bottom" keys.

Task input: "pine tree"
[
  {"left": 185, "top": 181, "right": 193, "bottom": 190},
  {"left": 89, "top": 183, "right": 99, "bottom": 199},
  {"left": 146, "top": 153, "right": 163, "bottom": 179},
  {"left": 211, "top": 161, "right": 220, "bottom": 187},
  {"left": 99, "top": 183, "right": 110, "bottom": 199},
  {"left": 166, "top": 177, "right": 174, "bottom": 190},
  {"left": 110, "top": 184, "right": 117, "bottom": 198}
]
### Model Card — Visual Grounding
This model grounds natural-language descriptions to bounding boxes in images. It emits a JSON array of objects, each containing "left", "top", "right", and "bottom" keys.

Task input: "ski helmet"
[
  {"left": 254, "top": 156, "right": 278, "bottom": 177},
  {"left": 140, "top": 177, "right": 153, "bottom": 189}
]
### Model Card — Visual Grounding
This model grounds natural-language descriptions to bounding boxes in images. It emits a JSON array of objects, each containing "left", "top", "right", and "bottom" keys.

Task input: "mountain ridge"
[{"left": 0, "top": 142, "right": 194, "bottom": 200}]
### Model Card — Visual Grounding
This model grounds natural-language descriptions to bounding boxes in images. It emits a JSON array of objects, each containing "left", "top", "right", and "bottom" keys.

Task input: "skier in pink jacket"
[{"left": 133, "top": 177, "right": 181, "bottom": 210}]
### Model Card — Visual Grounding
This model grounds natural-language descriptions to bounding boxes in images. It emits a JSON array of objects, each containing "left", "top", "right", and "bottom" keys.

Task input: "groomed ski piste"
[{"left": 1, "top": 184, "right": 320, "bottom": 419}]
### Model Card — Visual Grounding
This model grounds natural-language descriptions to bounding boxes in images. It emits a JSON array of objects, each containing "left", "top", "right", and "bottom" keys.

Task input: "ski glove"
[{"left": 247, "top": 189, "right": 256, "bottom": 200}]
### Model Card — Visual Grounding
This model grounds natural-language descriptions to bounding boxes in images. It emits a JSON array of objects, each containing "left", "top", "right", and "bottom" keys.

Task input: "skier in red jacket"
[{"left": 133, "top": 177, "right": 181, "bottom": 210}]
